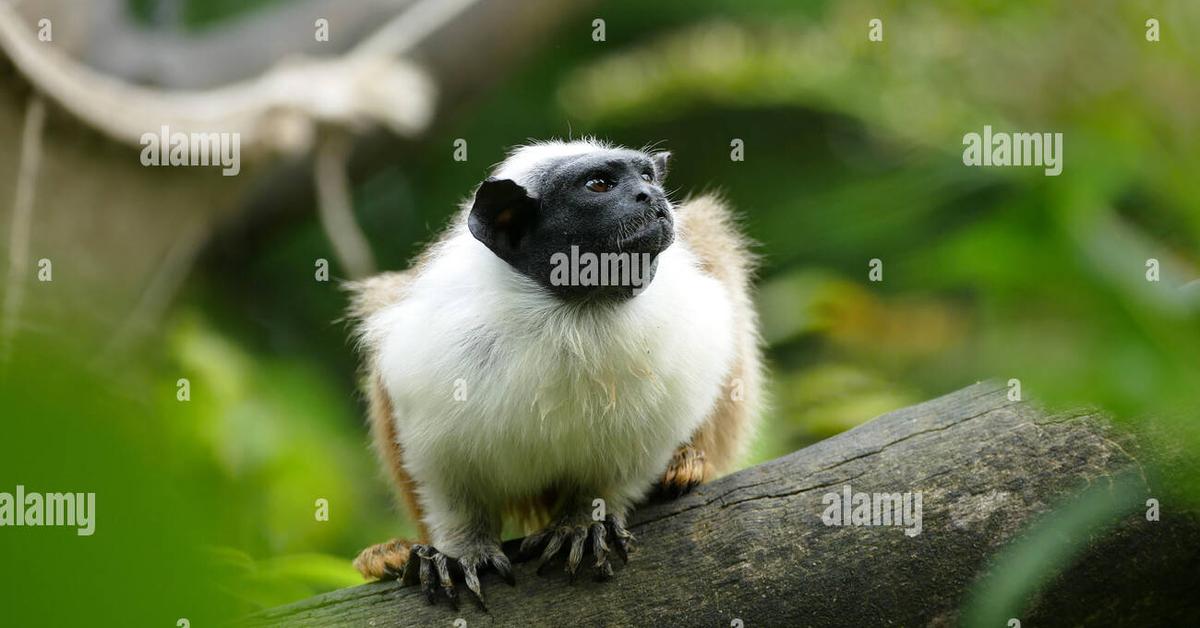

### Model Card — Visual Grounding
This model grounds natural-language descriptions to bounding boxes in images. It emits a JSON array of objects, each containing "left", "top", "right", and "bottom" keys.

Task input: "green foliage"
[
  {"left": 46, "top": 0, "right": 1200, "bottom": 617},
  {"left": 201, "top": 0, "right": 1197, "bottom": 611},
  {"left": 0, "top": 345, "right": 235, "bottom": 625},
  {"left": 160, "top": 312, "right": 407, "bottom": 605},
  {"left": 128, "top": 0, "right": 288, "bottom": 29}
]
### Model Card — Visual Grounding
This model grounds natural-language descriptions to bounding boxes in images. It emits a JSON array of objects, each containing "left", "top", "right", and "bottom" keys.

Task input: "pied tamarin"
[{"left": 346, "top": 139, "right": 762, "bottom": 607}]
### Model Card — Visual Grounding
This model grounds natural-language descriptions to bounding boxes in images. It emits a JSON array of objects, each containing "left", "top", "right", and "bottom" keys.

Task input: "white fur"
[
  {"left": 366, "top": 141, "right": 735, "bottom": 553},
  {"left": 491, "top": 138, "right": 616, "bottom": 190}
]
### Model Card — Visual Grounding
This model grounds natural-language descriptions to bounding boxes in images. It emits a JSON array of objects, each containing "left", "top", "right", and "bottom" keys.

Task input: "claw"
[
  {"left": 492, "top": 552, "right": 516, "bottom": 586},
  {"left": 432, "top": 552, "right": 457, "bottom": 609},
  {"left": 566, "top": 527, "right": 588, "bottom": 580},
  {"left": 462, "top": 561, "right": 486, "bottom": 611},
  {"left": 519, "top": 530, "right": 548, "bottom": 559},
  {"left": 594, "top": 558, "right": 614, "bottom": 581},
  {"left": 418, "top": 551, "right": 436, "bottom": 605},
  {"left": 590, "top": 522, "right": 613, "bottom": 581},
  {"left": 590, "top": 522, "right": 608, "bottom": 560},
  {"left": 612, "top": 538, "right": 630, "bottom": 564},
  {"left": 536, "top": 528, "right": 568, "bottom": 575},
  {"left": 522, "top": 511, "right": 635, "bottom": 581},
  {"left": 399, "top": 543, "right": 510, "bottom": 609},
  {"left": 400, "top": 550, "right": 420, "bottom": 586},
  {"left": 606, "top": 514, "right": 633, "bottom": 564}
]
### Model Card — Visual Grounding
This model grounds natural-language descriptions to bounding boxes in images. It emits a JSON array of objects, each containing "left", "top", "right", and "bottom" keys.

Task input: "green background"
[{"left": 2, "top": 0, "right": 1198, "bottom": 625}]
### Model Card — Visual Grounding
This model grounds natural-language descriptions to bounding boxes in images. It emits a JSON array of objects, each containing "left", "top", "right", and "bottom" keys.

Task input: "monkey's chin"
[
  {"left": 617, "top": 215, "right": 674, "bottom": 254},
  {"left": 539, "top": 252, "right": 664, "bottom": 304}
]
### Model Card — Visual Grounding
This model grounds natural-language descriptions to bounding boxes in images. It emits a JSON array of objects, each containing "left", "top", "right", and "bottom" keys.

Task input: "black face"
[{"left": 468, "top": 148, "right": 674, "bottom": 301}]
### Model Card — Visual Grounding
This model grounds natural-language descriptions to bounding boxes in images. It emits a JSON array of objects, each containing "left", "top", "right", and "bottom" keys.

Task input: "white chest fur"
[{"left": 371, "top": 230, "right": 736, "bottom": 510}]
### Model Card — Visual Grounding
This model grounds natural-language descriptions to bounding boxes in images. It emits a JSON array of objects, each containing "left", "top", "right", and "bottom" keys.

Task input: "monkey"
[{"left": 346, "top": 139, "right": 763, "bottom": 608}]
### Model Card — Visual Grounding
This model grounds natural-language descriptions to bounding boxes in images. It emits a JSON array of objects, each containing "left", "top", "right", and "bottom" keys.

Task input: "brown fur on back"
[
  {"left": 674, "top": 194, "right": 764, "bottom": 478},
  {"left": 366, "top": 372, "right": 429, "bottom": 542}
]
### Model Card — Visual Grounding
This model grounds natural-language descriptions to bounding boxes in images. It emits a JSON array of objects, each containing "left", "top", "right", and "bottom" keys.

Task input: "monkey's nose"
[{"left": 635, "top": 191, "right": 649, "bottom": 203}]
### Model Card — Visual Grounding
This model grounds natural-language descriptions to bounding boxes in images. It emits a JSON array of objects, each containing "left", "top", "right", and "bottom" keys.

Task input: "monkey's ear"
[
  {"left": 652, "top": 151, "right": 671, "bottom": 180},
  {"left": 468, "top": 178, "right": 539, "bottom": 261}
]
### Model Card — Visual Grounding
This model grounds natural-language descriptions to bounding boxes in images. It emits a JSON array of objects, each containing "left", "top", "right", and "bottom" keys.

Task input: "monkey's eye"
[
  {"left": 585, "top": 178, "right": 613, "bottom": 193},
  {"left": 640, "top": 171, "right": 654, "bottom": 183}
]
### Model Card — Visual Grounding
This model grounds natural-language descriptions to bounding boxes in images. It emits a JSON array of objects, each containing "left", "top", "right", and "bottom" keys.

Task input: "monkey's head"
[{"left": 467, "top": 141, "right": 674, "bottom": 301}]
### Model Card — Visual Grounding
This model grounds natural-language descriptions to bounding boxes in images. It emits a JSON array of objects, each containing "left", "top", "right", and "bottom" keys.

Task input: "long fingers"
[
  {"left": 432, "top": 552, "right": 457, "bottom": 609},
  {"left": 491, "top": 552, "right": 516, "bottom": 586},
  {"left": 565, "top": 526, "right": 588, "bottom": 581},
  {"left": 418, "top": 549, "right": 436, "bottom": 605},
  {"left": 590, "top": 522, "right": 614, "bottom": 581},
  {"left": 522, "top": 515, "right": 633, "bottom": 581},
  {"left": 399, "top": 544, "right": 512, "bottom": 609},
  {"left": 536, "top": 527, "right": 569, "bottom": 575},
  {"left": 605, "top": 515, "right": 633, "bottom": 564},
  {"left": 461, "top": 560, "right": 485, "bottom": 611}
]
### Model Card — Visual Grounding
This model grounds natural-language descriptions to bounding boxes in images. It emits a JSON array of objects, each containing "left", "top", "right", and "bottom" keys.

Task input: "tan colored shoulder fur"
[
  {"left": 677, "top": 193, "right": 758, "bottom": 288},
  {"left": 344, "top": 270, "right": 415, "bottom": 325},
  {"left": 675, "top": 194, "right": 764, "bottom": 478}
]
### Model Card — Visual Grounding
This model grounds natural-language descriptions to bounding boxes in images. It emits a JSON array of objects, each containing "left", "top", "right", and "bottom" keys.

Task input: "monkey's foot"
[
  {"left": 657, "top": 444, "right": 709, "bottom": 497},
  {"left": 353, "top": 538, "right": 414, "bottom": 581},
  {"left": 518, "top": 513, "right": 634, "bottom": 581},
  {"left": 400, "top": 543, "right": 514, "bottom": 610}
]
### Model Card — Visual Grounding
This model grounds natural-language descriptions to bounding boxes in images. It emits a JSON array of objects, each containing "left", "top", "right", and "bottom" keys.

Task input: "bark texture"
[{"left": 247, "top": 383, "right": 1200, "bottom": 627}]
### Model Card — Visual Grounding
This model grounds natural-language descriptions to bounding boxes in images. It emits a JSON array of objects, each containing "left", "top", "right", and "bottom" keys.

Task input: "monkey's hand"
[
  {"left": 400, "top": 542, "right": 514, "bottom": 610},
  {"left": 518, "top": 511, "right": 633, "bottom": 581},
  {"left": 656, "top": 444, "right": 709, "bottom": 497}
]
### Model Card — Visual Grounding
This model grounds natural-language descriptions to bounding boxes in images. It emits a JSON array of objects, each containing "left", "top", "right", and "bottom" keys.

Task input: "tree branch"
[
  {"left": 0, "top": 94, "right": 45, "bottom": 366},
  {"left": 0, "top": 1, "right": 437, "bottom": 154},
  {"left": 314, "top": 132, "right": 376, "bottom": 279},
  {"left": 246, "top": 383, "right": 1200, "bottom": 626}
]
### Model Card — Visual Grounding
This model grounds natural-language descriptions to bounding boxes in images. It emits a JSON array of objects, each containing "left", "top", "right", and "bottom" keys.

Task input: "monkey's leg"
[
  {"left": 518, "top": 497, "right": 634, "bottom": 582},
  {"left": 401, "top": 496, "right": 513, "bottom": 610}
]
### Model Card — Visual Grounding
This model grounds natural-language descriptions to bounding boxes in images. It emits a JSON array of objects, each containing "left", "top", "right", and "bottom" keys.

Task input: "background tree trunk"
[{"left": 0, "top": 0, "right": 586, "bottom": 359}]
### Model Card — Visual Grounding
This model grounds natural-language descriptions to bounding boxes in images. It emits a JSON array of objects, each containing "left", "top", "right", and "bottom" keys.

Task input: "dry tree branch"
[
  {"left": 314, "top": 132, "right": 377, "bottom": 280},
  {"left": 0, "top": 1, "right": 440, "bottom": 155},
  {"left": 246, "top": 384, "right": 1200, "bottom": 627},
  {"left": 1, "top": 94, "right": 45, "bottom": 365}
]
